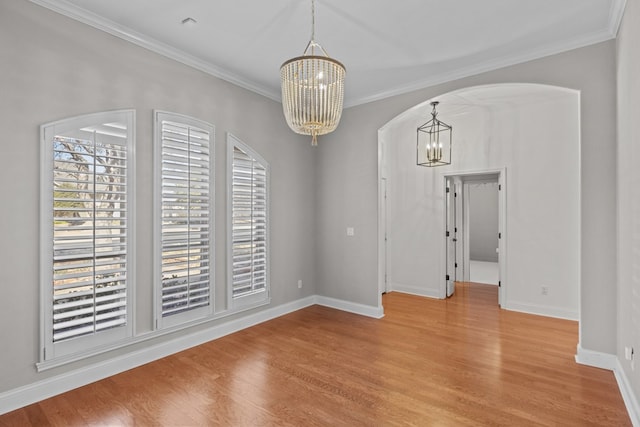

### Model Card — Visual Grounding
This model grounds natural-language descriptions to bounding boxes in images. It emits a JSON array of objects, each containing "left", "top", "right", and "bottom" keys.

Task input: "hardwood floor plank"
[{"left": 0, "top": 283, "right": 631, "bottom": 426}]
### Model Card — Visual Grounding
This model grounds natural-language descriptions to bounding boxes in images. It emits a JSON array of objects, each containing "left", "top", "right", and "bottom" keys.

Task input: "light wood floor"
[{"left": 1, "top": 283, "right": 630, "bottom": 426}]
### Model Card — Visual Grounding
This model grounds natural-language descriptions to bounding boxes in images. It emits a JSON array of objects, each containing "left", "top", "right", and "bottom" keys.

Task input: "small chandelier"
[
  {"left": 280, "top": 0, "right": 346, "bottom": 146},
  {"left": 417, "top": 101, "right": 452, "bottom": 167}
]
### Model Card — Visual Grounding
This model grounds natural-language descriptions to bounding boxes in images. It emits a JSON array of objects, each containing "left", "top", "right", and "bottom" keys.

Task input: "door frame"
[
  {"left": 441, "top": 168, "right": 507, "bottom": 306},
  {"left": 378, "top": 177, "right": 389, "bottom": 295}
]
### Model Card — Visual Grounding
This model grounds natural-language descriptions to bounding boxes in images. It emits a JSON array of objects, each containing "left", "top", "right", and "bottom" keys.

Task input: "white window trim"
[
  {"left": 153, "top": 111, "right": 215, "bottom": 330},
  {"left": 39, "top": 109, "right": 136, "bottom": 363},
  {"left": 227, "top": 133, "right": 270, "bottom": 310}
]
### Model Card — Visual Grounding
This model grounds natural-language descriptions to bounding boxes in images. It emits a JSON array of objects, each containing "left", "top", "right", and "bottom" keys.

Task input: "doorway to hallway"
[{"left": 444, "top": 170, "right": 504, "bottom": 306}]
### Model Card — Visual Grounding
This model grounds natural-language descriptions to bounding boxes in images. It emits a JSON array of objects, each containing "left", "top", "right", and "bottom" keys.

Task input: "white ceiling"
[{"left": 31, "top": 0, "right": 626, "bottom": 107}]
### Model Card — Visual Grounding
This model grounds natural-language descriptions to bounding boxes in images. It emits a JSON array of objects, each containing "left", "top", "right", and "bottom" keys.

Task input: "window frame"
[
  {"left": 39, "top": 109, "right": 136, "bottom": 362},
  {"left": 226, "top": 133, "right": 270, "bottom": 310},
  {"left": 153, "top": 111, "right": 215, "bottom": 329}
]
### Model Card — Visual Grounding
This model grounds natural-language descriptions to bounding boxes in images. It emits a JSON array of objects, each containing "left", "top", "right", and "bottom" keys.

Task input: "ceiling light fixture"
[
  {"left": 280, "top": 0, "right": 346, "bottom": 146},
  {"left": 417, "top": 101, "right": 452, "bottom": 167}
]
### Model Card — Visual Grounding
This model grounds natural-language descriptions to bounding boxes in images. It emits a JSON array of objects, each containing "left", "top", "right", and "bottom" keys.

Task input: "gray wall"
[
  {"left": 0, "top": 0, "right": 622, "bottom": 401},
  {"left": 468, "top": 183, "right": 499, "bottom": 263},
  {"left": 616, "top": 0, "right": 640, "bottom": 409},
  {"left": 317, "top": 41, "right": 617, "bottom": 354},
  {"left": 0, "top": 0, "right": 316, "bottom": 393}
]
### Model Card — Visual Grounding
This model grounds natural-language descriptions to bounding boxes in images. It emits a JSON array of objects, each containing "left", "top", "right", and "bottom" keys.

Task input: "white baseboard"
[
  {"left": 315, "top": 295, "right": 384, "bottom": 319},
  {"left": 575, "top": 344, "right": 618, "bottom": 370},
  {"left": 575, "top": 345, "right": 639, "bottom": 425},
  {"left": 505, "top": 301, "right": 579, "bottom": 321},
  {"left": 0, "top": 295, "right": 319, "bottom": 415},
  {"left": 614, "top": 358, "right": 640, "bottom": 427},
  {"left": 388, "top": 282, "right": 441, "bottom": 299}
]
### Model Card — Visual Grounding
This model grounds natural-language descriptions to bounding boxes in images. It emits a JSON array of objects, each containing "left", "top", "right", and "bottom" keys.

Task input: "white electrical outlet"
[
  {"left": 346, "top": 227, "right": 355, "bottom": 236},
  {"left": 625, "top": 347, "right": 635, "bottom": 370},
  {"left": 541, "top": 286, "right": 549, "bottom": 296},
  {"left": 297, "top": 279, "right": 302, "bottom": 289}
]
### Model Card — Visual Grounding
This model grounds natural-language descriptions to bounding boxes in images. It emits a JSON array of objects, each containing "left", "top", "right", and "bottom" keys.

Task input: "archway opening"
[{"left": 378, "top": 83, "right": 581, "bottom": 322}]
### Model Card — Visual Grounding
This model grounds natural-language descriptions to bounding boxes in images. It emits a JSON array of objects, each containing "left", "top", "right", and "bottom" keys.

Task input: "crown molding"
[
  {"left": 346, "top": 27, "right": 619, "bottom": 108},
  {"left": 30, "top": 0, "right": 626, "bottom": 109},
  {"left": 28, "top": 0, "right": 281, "bottom": 103},
  {"left": 608, "top": 0, "right": 628, "bottom": 37}
]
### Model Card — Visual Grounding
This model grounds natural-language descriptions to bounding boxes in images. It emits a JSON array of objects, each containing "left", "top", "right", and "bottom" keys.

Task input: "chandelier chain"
[{"left": 311, "top": 0, "right": 316, "bottom": 42}]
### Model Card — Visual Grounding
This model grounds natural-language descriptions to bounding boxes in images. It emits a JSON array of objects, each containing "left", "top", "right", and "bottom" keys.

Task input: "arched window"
[
  {"left": 227, "top": 134, "right": 270, "bottom": 309},
  {"left": 40, "top": 110, "right": 135, "bottom": 361}
]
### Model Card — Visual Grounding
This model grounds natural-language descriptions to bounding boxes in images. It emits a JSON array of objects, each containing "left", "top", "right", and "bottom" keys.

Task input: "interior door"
[
  {"left": 445, "top": 177, "right": 456, "bottom": 297},
  {"left": 454, "top": 180, "right": 464, "bottom": 283},
  {"left": 497, "top": 173, "right": 504, "bottom": 307}
]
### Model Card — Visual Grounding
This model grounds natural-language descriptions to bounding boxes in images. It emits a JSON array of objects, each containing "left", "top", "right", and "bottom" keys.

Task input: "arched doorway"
[{"left": 378, "top": 83, "right": 581, "bottom": 321}]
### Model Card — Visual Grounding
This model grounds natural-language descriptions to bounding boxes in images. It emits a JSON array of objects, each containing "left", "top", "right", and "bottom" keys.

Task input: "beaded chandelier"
[{"left": 280, "top": 0, "right": 346, "bottom": 146}]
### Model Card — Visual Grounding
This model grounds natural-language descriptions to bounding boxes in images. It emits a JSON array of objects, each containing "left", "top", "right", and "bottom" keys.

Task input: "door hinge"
[
  {"left": 498, "top": 281, "right": 501, "bottom": 287},
  {"left": 454, "top": 227, "right": 457, "bottom": 233},
  {"left": 499, "top": 184, "right": 502, "bottom": 191},
  {"left": 446, "top": 275, "right": 450, "bottom": 281},
  {"left": 454, "top": 192, "right": 458, "bottom": 197},
  {"left": 455, "top": 262, "right": 458, "bottom": 268},
  {"left": 446, "top": 187, "right": 450, "bottom": 193},
  {"left": 498, "top": 232, "right": 502, "bottom": 239},
  {"left": 446, "top": 231, "right": 450, "bottom": 237}
]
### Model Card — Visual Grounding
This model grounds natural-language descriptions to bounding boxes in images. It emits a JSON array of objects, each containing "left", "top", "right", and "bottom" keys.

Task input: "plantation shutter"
[
  {"left": 42, "top": 110, "right": 135, "bottom": 360},
  {"left": 158, "top": 115, "right": 213, "bottom": 323},
  {"left": 230, "top": 140, "right": 268, "bottom": 302}
]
